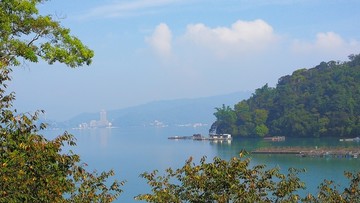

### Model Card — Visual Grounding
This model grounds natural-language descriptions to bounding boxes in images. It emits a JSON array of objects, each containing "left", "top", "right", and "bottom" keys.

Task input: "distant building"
[
  {"left": 97, "top": 109, "right": 110, "bottom": 127},
  {"left": 79, "top": 110, "right": 111, "bottom": 129},
  {"left": 78, "top": 122, "right": 89, "bottom": 129},
  {"left": 100, "top": 110, "right": 107, "bottom": 124},
  {"left": 89, "top": 120, "right": 98, "bottom": 128},
  {"left": 150, "top": 120, "right": 167, "bottom": 127}
]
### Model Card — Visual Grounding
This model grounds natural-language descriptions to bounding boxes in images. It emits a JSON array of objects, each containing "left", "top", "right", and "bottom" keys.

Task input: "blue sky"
[{"left": 10, "top": 0, "right": 360, "bottom": 121}]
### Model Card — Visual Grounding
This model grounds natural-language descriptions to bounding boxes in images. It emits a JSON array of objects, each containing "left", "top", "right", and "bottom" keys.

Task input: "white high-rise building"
[
  {"left": 100, "top": 110, "right": 107, "bottom": 123},
  {"left": 79, "top": 110, "right": 111, "bottom": 129},
  {"left": 98, "top": 109, "right": 109, "bottom": 127}
]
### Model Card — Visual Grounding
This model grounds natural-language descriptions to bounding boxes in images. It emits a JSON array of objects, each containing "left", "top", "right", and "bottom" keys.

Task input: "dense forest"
[{"left": 211, "top": 54, "right": 360, "bottom": 138}]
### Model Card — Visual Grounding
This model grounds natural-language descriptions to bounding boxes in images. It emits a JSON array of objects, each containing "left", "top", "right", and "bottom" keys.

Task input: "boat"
[
  {"left": 209, "top": 134, "right": 232, "bottom": 140},
  {"left": 339, "top": 137, "right": 360, "bottom": 142},
  {"left": 192, "top": 133, "right": 208, "bottom": 140},
  {"left": 264, "top": 136, "right": 285, "bottom": 141}
]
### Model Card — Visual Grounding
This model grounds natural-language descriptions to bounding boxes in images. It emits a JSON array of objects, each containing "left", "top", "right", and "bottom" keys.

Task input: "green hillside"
[{"left": 211, "top": 54, "right": 360, "bottom": 138}]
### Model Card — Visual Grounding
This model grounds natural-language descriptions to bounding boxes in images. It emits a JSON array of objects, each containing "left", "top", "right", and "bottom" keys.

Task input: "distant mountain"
[{"left": 60, "top": 91, "right": 251, "bottom": 128}]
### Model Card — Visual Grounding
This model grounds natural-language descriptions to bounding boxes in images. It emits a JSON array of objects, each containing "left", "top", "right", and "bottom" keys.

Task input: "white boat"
[
  {"left": 339, "top": 137, "right": 360, "bottom": 142},
  {"left": 264, "top": 136, "right": 286, "bottom": 141},
  {"left": 209, "top": 134, "right": 232, "bottom": 140}
]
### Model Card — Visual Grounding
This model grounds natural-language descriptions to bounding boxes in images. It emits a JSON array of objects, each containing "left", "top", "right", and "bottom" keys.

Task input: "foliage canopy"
[
  {"left": 212, "top": 54, "right": 360, "bottom": 138},
  {"left": 136, "top": 152, "right": 360, "bottom": 203},
  {"left": 0, "top": 1, "right": 122, "bottom": 202},
  {"left": 0, "top": 0, "right": 93, "bottom": 69}
]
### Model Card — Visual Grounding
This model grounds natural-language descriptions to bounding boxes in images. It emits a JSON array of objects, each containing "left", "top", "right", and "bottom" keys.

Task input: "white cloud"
[
  {"left": 145, "top": 20, "right": 360, "bottom": 76},
  {"left": 183, "top": 19, "right": 278, "bottom": 58},
  {"left": 316, "top": 32, "right": 344, "bottom": 48},
  {"left": 146, "top": 23, "right": 173, "bottom": 58},
  {"left": 292, "top": 32, "right": 360, "bottom": 57}
]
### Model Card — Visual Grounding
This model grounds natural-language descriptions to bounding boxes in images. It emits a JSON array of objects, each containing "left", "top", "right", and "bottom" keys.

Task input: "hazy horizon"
[{"left": 9, "top": 0, "right": 360, "bottom": 121}]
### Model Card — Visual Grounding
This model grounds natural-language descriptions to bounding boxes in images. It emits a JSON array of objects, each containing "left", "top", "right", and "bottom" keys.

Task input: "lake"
[{"left": 44, "top": 126, "right": 360, "bottom": 202}]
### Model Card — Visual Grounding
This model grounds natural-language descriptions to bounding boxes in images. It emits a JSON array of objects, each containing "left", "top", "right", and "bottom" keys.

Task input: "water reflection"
[
  {"left": 42, "top": 127, "right": 359, "bottom": 202},
  {"left": 208, "top": 136, "right": 360, "bottom": 197}
]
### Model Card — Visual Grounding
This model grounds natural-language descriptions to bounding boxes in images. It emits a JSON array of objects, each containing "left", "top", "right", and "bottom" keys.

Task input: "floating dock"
[
  {"left": 263, "top": 136, "right": 286, "bottom": 142},
  {"left": 168, "top": 133, "right": 232, "bottom": 141},
  {"left": 252, "top": 147, "right": 360, "bottom": 158},
  {"left": 168, "top": 136, "right": 193, "bottom": 140},
  {"left": 339, "top": 137, "right": 360, "bottom": 142}
]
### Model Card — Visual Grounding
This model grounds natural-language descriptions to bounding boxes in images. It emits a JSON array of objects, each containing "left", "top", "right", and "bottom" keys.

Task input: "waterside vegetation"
[
  {"left": 212, "top": 54, "right": 360, "bottom": 138},
  {"left": 1, "top": 1, "right": 359, "bottom": 202}
]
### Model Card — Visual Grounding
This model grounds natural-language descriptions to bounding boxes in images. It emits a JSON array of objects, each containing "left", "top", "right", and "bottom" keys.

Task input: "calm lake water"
[{"left": 44, "top": 126, "right": 360, "bottom": 202}]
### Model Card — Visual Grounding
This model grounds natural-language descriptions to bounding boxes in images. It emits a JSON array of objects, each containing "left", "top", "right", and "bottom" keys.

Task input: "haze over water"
[{"left": 44, "top": 126, "right": 360, "bottom": 202}]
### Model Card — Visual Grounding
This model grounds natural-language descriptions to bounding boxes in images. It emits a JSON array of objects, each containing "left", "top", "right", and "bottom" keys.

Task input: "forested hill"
[{"left": 212, "top": 54, "right": 360, "bottom": 138}]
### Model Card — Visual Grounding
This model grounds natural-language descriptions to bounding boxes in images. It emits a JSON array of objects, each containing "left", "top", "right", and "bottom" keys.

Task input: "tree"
[
  {"left": 136, "top": 152, "right": 360, "bottom": 203},
  {"left": 213, "top": 104, "right": 237, "bottom": 135},
  {"left": 0, "top": 0, "right": 93, "bottom": 68},
  {"left": 0, "top": 0, "right": 123, "bottom": 202},
  {"left": 234, "top": 101, "right": 254, "bottom": 136},
  {"left": 302, "top": 171, "right": 360, "bottom": 203},
  {"left": 255, "top": 124, "right": 268, "bottom": 137},
  {"left": 136, "top": 152, "right": 306, "bottom": 203},
  {"left": 212, "top": 53, "right": 360, "bottom": 138},
  {"left": 232, "top": 101, "right": 270, "bottom": 137}
]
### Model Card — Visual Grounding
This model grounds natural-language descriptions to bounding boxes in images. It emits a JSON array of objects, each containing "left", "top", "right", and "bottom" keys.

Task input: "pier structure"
[
  {"left": 168, "top": 133, "right": 232, "bottom": 141},
  {"left": 252, "top": 147, "right": 360, "bottom": 158}
]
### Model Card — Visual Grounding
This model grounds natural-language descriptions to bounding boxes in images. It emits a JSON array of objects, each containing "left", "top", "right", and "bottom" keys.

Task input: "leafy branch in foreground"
[
  {"left": 136, "top": 151, "right": 360, "bottom": 203},
  {"left": 303, "top": 171, "right": 360, "bottom": 203},
  {"left": 0, "top": 0, "right": 94, "bottom": 68},
  {"left": 136, "top": 151, "right": 306, "bottom": 203},
  {"left": 0, "top": 69, "right": 124, "bottom": 202},
  {"left": 1, "top": 0, "right": 123, "bottom": 202}
]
